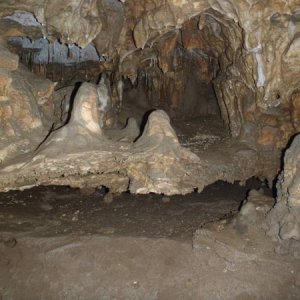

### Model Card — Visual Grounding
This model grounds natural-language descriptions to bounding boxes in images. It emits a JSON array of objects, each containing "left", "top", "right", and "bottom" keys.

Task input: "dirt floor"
[
  {"left": 0, "top": 180, "right": 300, "bottom": 299},
  {"left": 0, "top": 180, "right": 260, "bottom": 239}
]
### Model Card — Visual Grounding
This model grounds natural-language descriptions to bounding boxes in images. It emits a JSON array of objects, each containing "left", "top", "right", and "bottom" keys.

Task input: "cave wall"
[
  {"left": 122, "top": 31, "right": 220, "bottom": 121},
  {"left": 0, "top": 44, "right": 55, "bottom": 162},
  {"left": 266, "top": 133, "right": 300, "bottom": 256},
  {"left": 126, "top": 0, "right": 300, "bottom": 181},
  {"left": 0, "top": 0, "right": 300, "bottom": 248},
  {"left": 0, "top": 0, "right": 299, "bottom": 185}
]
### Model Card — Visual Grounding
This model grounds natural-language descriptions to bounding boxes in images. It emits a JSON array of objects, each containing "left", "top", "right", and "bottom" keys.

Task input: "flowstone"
[
  {"left": 0, "top": 39, "right": 271, "bottom": 196},
  {"left": 0, "top": 81, "right": 204, "bottom": 195}
]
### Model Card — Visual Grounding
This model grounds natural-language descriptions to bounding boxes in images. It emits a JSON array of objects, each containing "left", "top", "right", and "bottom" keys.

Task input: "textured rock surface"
[
  {"left": 233, "top": 189, "right": 274, "bottom": 233},
  {"left": 0, "top": 44, "right": 19, "bottom": 70},
  {"left": 0, "top": 78, "right": 260, "bottom": 195},
  {"left": 0, "top": 45, "right": 54, "bottom": 163},
  {"left": 0, "top": 79, "right": 202, "bottom": 195},
  {"left": 266, "top": 134, "right": 300, "bottom": 256},
  {"left": 0, "top": 1, "right": 299, "bottom": 196}
]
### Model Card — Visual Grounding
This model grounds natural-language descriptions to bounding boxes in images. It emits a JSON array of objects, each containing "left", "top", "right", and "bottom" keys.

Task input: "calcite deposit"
[
  {"left": 0, "top": 0, "right": 299, "bottom": 245},
  {"left": 0, "top": 44, "right": 54, "bottom": 162},
  {"left": 266, "top": 134, "right": 300, "bottom": 256}
]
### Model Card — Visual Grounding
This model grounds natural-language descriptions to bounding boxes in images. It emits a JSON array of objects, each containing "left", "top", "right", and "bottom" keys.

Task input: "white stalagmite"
[{"left": 97, "top": 74, "right": 111, "bottom": 128}]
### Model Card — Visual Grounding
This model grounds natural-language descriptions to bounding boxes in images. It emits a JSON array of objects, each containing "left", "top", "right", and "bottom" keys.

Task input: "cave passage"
[
  {"left": 7, "top": 18, "right": 227, "bottom": 155},
  {"left": 0, "top": 10, "right": 264, "bottom": 213},
  {"left": 1, "top": 3, "right": 300, "bottom": 298},
  {"left": 117, "top": 43, "right": 227, "bottom": 153}
]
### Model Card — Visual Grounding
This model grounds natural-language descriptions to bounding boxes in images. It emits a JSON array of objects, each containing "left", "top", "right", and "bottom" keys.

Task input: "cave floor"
[
  {"left": 0, "top": 181, "right": 299, "bottom": 299},
  {"left": 0, "top": 180, "right": 260, "bottom": 239},
  {"left": 172, "top": 116, "right": 252, "bottom": 160},
  {"left": 172, "top": 116, "right": 228, "bottom": 154}
]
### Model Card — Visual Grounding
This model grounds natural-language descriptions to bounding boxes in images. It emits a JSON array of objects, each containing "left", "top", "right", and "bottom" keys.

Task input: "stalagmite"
[
  {"left": 0, "top": 0, "right": 298, "bottom": 243},
  {"left": 0, "top": 1, "right": 299, "bottom": 298}
]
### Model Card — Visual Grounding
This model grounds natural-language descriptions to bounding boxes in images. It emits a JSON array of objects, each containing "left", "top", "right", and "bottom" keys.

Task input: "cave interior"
[{"left": 0, "top": 1, "right": 300, "bottom": 298}]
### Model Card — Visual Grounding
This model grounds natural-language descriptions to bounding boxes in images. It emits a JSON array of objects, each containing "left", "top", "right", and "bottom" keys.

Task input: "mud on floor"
[{"left": 0, "top": 179, "right": 264, "bottom": 240}]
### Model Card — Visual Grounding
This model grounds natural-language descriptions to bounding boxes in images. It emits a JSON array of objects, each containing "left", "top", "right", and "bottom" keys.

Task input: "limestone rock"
[
  {"left": 0, "top": 18, "right": 42, "bottom": 43},
  {"left": 70, "top": 82, "right": 102, "bottom": 136},
  {"left": 0, "top": 69, "right": 12, "bottom": 96},
  {"left": 0, "top": 104, "right": 201, "bottom": 195},
  {"left": 43, "top": 0, "right": 102, "bottom": 47},
  {"left": 38, "top": 82, "right": 103, "bottom": 156},
  {"left": 105, "top": 117, "right": 140, "bottom": 142},
  {"left": 266, "top": 134, "right": 300, "bottom": 256},
  {"left": 277, "top": 134, "right": 300, "bottom": 208},
  {"left": 0, "top": 0, "right": 299, "bottom": 200},
  {"left": 0, "top": 45, "right": 54, "bottom": 163},
  {"left": 135, "top": 110, "right": 179, "bottom": 146},
  {"left": 0, "top": 44, "right": 18, "bottom": 70},
  {"left": 232, "top": 189, "right": 274, "bottom": 234},
  {"left": 121, "top": 118, "right": 140, "bottom": 141},
  {"left": 94, "top": 0, "right": 124, "bottom": 56},
  {"left": 126, "top": 110, "right": 202, "bottom": 195}
]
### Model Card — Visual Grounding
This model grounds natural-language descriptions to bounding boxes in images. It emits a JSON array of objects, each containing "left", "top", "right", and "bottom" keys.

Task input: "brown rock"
[
  {"left": 0, "top": 45, "right": 18, "bottom": 71},
  {"left": 162, "top": 196, "right": 171, "bottom": 204},
  {"left": 0, "top": 69, "right": 12, "bottom": 96},
  {"left": 80, "top": 188, "right": 95, "bottom": 196},
  {"left": 258, "top": 126, "right": 278, "bottom": 146},
  {"left": 103, "top": 193, "right": 114, "bottom": 204},
  {"left": 291, "top": 91, "right": 300, "bottom": 130},
  {"left": 182, "top": 18, "right": 205, "bottom": 49},
  {"left": 267, "top": 134, "right": 300, "bottom": 251}
]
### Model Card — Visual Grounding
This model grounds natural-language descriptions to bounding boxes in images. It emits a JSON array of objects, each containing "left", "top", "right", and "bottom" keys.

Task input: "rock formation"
[
  {"left": 267, "top": 134, "right": 300, "bottom": 256},
  {"left": 0, "top": 44, "right": 54, "bottom": 163},
  {"left": 0, "top": 0, "right": 299, "bottom": 246}
]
